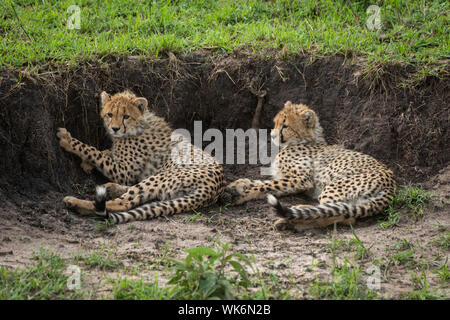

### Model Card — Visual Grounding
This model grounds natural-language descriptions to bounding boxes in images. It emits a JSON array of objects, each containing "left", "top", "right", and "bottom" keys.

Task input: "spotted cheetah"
[
  {"left": 57, "top": 90, "right": 225, "bottom": 224},
  {"left": 224, "top": 101, "right": 396, "bottom": 231}
]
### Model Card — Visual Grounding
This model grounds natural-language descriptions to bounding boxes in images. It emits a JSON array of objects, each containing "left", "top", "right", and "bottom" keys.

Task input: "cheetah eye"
[
  {"left": 123, "top": 114, "right": 130, "bottom": 120},
  {"left": 107, "top": 112, "right": 113, "bottom": 118}
]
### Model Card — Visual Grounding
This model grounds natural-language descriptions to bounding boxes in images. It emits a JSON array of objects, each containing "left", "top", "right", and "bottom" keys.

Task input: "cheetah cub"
[
  {"left": 224, "top": 101, "right": 395, "bottom": 231},
  {"left": 57, "top": 90, "right": 225, "bottom": 224}
]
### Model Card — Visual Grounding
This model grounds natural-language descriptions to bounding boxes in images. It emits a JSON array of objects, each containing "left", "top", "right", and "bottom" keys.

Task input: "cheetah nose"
[{"left": 112, "top": 127, "right": 120, "bottom": 133}]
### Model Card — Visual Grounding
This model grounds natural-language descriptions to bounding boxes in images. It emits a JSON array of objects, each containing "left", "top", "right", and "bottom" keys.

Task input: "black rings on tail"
[
  {"left": 267, "top": 191, "right": 390, "bottom": 220},
  {"left": 267, "top": 194, "right": 290, "bottom": 217},
  {"left": 94, "top": 186, "right": 108, "bottom": 217}
]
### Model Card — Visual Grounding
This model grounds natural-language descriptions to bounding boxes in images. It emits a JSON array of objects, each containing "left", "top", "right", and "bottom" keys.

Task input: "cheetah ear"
[
  {"left": 284, "top": 101, "right": 292, "bottom": 108},
  {"left": 302, "top": 111, "right": 315, "bottom": 128},
  {"left": 133, "top": 97, "right": 148, "bottom": 114},
  {"left": 100, "top": 91, "right": 110, "bottom": 109}
]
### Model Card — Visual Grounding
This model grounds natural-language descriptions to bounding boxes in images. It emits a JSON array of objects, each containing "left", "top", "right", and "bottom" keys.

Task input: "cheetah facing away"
[
  {"left": 57, "top": 90, "right": 225, "bottom": 224},
  {"left": 224, "top": 101, "right": 396, "bottom": 231}
]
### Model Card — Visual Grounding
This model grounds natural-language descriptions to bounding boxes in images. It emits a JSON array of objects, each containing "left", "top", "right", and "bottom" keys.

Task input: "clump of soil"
[{"left": 0, "top": 51, "right": 448, "bottom": 299}]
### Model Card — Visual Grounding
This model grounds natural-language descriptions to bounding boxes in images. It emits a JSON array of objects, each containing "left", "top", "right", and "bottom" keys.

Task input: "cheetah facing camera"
[
  {"left": 223, "top": 101, "right": 396, "bottom": 232},
  {"left": 57, "top": 90, "right": 225, "bottom": 224}
]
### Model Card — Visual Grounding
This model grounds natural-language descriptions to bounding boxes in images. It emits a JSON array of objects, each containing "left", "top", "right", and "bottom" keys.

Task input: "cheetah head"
[
  {"left": 271, "top": 101, "right": 325, "bottom": 146},
  {"left": 99, "top": 90, "right": 149, "bottom": 138}
]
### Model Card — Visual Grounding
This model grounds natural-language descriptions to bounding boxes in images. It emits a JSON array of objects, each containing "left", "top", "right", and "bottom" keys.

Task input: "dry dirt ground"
[{"left": 0, "top": 163, "right": 448, "bottom": 299}]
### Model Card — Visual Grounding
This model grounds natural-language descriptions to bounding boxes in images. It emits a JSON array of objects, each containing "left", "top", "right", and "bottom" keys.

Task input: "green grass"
[
  {"left": 402, "top": 270, "right": 447, "bottom": 300},
  {"left": 379, "top": 186, "right": 434, "bottom": 228},
  {"left": 2, "top": 242, "right": 446, "bottom": 300},
  {"left": 309, "top": 258, "right": 379, "bottom": 299},
  {"left": 1, "top": 0, "right": 448, "bottom": 76},
  {"left": 436, "top": 231, "right": 450, "bottom": 249},
  {"left": 433, "top": 258, "right": 449, "bottom": 283},
  {"left": 112, "top": 277, "right": 175, "bottom": 300},
  {"left": 327, "top": 225, "right": 371, "bottom": 260},
  {"left": 0, "top": 248, "right": 83, "bottom": 300},
  {"left": 79, "top": 248, "right": 123, "bottom": 271}
]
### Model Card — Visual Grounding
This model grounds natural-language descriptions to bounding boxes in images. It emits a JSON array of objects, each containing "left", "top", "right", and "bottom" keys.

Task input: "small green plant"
[
  {"left": 82, "top": 249, "right": 122, "bottom": 271},
  {"left": 327, "top": 225, "right": 370, "bottom": 260},
  {"left": 242, "top": 251, "right": 297, "bottom": 300},
  {"left": 390, "top": 238, "right": 413, "bottom": 251},
  {"left": 402, "top": 271, "right": 445, "bottom": 300},
  {"left": 438, "top": 231, "right": 450, "bottom": 249},
  {"left": 379, "top": 186, "right": 433, "bottom": 228},
  {"left": 0, "top": 248, "right": 82, "bottom": 299},
  {"left": 392, "top": 249, "right": 417, "bottom": 267},
  {"left": 184, "top": 209, "right": 204, "bottom": 223},
  {"left": 112, "top": 276, "right": 174, "bottom": 300},
  {"left": 327, "top": 224, "right": 350, "bottom": 254},
  {"left": 327, "top": 237, "right": 349, "bottom": 254},
  {"left": 167, "top": 242, "right": 253, "bottom": 299},
  {"left": 244, "top": 270, "right": 297, "bottom": 300},
  {"left": 386, "top": 239, "right": 419, "bottom": 269},
  {"left": 308, "top": 258, "right": 378, "bottom": 300},
  {"left": 349, "top": 225, "right": 370, "bottom": 260},
  {"left": 207, "top": 203, "right": 230, "bottom": 224},
  {"left": 433, "top": 258, "right": 449, "bottom": 283},
  {"left": 93, "top": 219, "right": 114, "bottom": 231}
]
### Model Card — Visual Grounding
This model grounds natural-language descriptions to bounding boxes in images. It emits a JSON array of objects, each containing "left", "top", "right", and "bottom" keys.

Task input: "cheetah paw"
[
  {"left": 63, "top": 196, "right": 78, "bottom": 210},
  {"left": 56, "top": 128, "right": 72, "bottom": 151},
  {"left": 222, "top": 178, "right": 253, "bottom": 205},
  {"left": 63, "top": 196, "right": 93, "bottom": 216},
  {"left": 274, "top": 218, "right": 294, "bottom": 231}
]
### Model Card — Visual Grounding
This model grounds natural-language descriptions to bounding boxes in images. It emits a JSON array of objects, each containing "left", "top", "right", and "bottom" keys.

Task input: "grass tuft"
[
  {"left": 308, "top": 258, "right": 378, "bottom": 300},
  {"left": 0, "top": 248, "right": 82, "bottom": 300},
  {"left": 379, "top": 186, "right": 434, "bottom": 228}
]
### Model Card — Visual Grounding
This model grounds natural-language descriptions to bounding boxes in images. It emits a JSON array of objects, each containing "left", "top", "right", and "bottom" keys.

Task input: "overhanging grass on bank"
[{"left": 1, "top": 0, "right": 448, "bottom": 75}]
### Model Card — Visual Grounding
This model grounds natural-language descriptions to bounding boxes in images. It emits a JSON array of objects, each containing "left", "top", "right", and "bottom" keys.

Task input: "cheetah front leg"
[
  {"left": 223, "top": 176, "right": 313, "bottom": 205},
  {"left": 57, "top": 128, "right": 135, "bottom": 184},
  {"left": 80, "top": 149, "right": 112, "bottom": 174},
  {"left": 57, "top": 128, "right": 111, "bottom": 172}
]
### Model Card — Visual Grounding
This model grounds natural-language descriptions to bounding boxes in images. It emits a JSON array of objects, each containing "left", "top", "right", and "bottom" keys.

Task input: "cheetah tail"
[
  {"left": 267, "top": 194, "right": 288, "bottom": 216},
  {"left": 267, "top": 191, "right": 391, "bottom": 220},
  {"left": 94, "top": 185, "right": 107, "bottom": 217}
]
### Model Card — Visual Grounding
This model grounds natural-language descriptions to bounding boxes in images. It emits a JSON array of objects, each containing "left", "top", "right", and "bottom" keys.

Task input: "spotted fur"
[
  {"left": 224, "top": 101, "right": 396, "bottom": 231},
  {"left": 58, "top": 90, "right": 225, "bottom": 224}
]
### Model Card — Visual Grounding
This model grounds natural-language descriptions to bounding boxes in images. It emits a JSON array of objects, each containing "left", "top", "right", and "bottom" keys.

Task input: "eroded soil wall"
[{"left": 0, "top": 52, "right": 448, "bottom": 209}]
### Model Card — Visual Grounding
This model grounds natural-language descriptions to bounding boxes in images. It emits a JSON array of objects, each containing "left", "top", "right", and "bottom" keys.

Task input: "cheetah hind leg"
[
  {"left": 63, "top": 185, "right": 128, "bottom": 216},
  {"left": 270, "top": 197, "right": 356, "bottom": 231},
  {"left": 274, "top": 204, "right": 314, "bottom": 231},
  {"left": 63, "top": 196, "right": 96, "bottom": 216}
]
